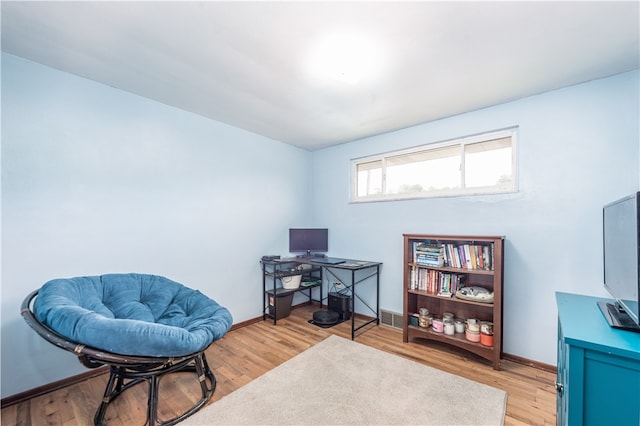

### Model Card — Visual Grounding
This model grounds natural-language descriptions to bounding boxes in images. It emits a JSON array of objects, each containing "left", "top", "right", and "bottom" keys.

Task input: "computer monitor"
[{"left": 289, "top": 228, "right": 328, "bottom": 257}]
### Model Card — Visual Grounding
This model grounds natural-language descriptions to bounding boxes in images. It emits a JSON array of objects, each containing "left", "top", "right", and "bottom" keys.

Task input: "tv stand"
[
  {"left": 597, "top": 301, "right": 640, "bottom": 333},
  {"left": 556, "top": 293, "right": 640, "bottom": 425}
]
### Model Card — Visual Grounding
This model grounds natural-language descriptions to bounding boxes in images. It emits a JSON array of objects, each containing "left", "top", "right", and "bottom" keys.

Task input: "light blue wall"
[
  {"left": 1, "top": 53, "right": 312, "bottom": 397},
  {"left": 311, "top": 70, "right": 639, "bottom": 365},
  {"left": 2, "top": 51, "right": 638, "bottom": 398}
]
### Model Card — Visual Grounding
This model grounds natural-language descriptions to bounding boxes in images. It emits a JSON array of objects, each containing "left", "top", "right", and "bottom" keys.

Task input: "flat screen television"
[
  {"left": 289, "top": 228, "right": 328, "bottom": 257},
  {"left": 599, "top": 191, "right": 640, "bottom": 332}
]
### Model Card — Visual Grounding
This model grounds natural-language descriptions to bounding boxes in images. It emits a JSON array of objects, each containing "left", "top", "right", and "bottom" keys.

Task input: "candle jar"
[
  {"left": 418, "top": 314, "right": 431, "bottom": 328},
  {"left": 432, "top": 317, "right": 444, "bottom": 333},
  {"left": 465, "top": 329, "right": 481, "bottom": 342},
  {"left": 443, "top": 319, "right": 455, "bottom": 335},
  {"left": 480, "top": 332, "right": 494, "bottom": 347},
  {"left": 454, "top": 319, "right": 465, "bottom": 333},
  {"left": 466, "top": 318, "right": 480, "bottom": 333},
  {"left": 480, "top": 321, "right": 493, "bottom": 335}
]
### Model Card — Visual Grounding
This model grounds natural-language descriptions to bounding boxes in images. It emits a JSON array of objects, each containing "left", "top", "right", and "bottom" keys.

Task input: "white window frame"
[{"left": 351, "top": 128, "right": 518, "bottom": 202}]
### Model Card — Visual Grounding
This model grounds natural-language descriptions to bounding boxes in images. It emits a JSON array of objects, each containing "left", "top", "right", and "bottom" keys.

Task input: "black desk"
[{"left": 261, "top": 257, "right": 382, "bottom": 339}]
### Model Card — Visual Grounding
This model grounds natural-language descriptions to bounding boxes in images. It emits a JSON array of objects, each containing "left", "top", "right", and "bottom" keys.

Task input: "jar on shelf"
[
  {"left": 418, "top": 308, "right": 432, "bottom": 328},
  {"left": 466, "top": 318, "right": 480, "bottom": 333},
  {"left": 465, "top": 329, "right": 481, "bottom": 342},
  {"left": 480, "top": 332, "right": 494, "bottom": 347},
  {"left": 454, "top": 318, "right": 465, "bottom": 333},
  {"left": 480, "top": 321, "right": 493, "bottom": 335},
  {"left": 418, "top": 314, "right": 430, "bottom": 328},
  {"left": 443, "top": 318, "right": 455, "bottom": 335},
  {"left": 432, "top": 317, "right": 444, "bottom": 333},
  {"left": 480, "top": 321, "right": 494, "bottom": 347}
]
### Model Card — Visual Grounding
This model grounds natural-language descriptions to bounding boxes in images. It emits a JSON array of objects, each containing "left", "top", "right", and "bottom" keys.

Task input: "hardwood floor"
[{"left": 2, "top": 305, "right": 557, "bottom": 425}]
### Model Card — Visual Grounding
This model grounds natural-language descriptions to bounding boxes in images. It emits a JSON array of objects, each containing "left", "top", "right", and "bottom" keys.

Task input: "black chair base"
[
  {"left": 21, "top": 289, "right": 218, "bottom": 426},
  {"left": 94, "top": 351, "right": 216, "bottom": 426}
]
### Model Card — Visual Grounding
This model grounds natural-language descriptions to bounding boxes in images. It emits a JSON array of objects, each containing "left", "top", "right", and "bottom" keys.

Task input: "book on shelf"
[
  {"left": 415, "top": 253, "right": 444, "bottom": 267},
  {"left": 408, "top": 266, "right": 465, "bottom": 295},
  {"left": 414, "top": 241, "right": 494, "bottom": 271},
  {"left": 410, "top": 266, "right": 416, "bottom": 290},
  {"left": 414, "top": 241, "right": 443, "bottom": 253},
  {"left": 413, "top": 241, "right": 445, "bottom": 267}
]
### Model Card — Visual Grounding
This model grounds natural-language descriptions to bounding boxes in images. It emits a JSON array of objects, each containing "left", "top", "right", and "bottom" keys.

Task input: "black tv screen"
[
  {"left": 289, "top": 228, "right": 328, "bottom": 256},
  {"left": 601, "top": 192, "right": 640, "bottom": 330}
]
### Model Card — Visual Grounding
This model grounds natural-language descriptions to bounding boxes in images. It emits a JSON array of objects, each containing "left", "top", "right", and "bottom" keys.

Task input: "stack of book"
[{"left": 413, "top": 242, "right": 444, "bottom": 267}]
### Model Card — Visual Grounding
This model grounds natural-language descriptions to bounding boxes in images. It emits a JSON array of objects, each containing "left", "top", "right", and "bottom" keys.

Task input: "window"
[{"left": 353, "top": 129, "right": 517, "bottom": 202}]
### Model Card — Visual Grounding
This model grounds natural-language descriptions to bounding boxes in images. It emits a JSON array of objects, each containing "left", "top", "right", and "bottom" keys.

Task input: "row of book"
[
  {"left": 409, "top": 267, "right": 466, "bottom": 297},
  {"left": 413, "top": 241, "right": 494, "bottom": 271}
]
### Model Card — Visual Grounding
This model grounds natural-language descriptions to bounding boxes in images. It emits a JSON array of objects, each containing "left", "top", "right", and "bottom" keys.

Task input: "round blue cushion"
[{"left": 34, "top": 273, "right": 233, "bottom": 357}]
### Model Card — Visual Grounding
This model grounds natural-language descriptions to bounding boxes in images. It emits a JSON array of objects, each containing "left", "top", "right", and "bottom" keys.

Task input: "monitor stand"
[
  {"left": 295, "top": 251, "right": 325, "bottom": 258},
  {"left": 597, "top": 301, "right": 640, "bottom": 333}
]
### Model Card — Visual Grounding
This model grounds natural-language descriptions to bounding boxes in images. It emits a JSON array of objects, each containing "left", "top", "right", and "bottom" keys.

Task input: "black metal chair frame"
[{"left": 21, "top": 289, "right": 217, "bottom": 426}]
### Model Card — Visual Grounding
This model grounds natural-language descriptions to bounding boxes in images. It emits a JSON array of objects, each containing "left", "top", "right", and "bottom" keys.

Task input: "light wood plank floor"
[{"left": 2, "top": 305, "right": 556, "bottom": 425}]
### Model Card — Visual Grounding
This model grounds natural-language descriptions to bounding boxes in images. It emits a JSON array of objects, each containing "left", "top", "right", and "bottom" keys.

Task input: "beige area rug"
[{"left": 181, "top": 335, "right": 507, "bottom": 425}]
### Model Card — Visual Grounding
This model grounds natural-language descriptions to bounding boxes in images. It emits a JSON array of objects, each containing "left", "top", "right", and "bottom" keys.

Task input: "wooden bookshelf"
[{"left": 402, "top": 234, "right": 504, "bottom": 370}]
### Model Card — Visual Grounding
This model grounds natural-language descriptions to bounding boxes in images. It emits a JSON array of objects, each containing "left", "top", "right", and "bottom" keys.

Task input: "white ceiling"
[{"left": 2, "top": 1, "right": 639, "bottom": 151}]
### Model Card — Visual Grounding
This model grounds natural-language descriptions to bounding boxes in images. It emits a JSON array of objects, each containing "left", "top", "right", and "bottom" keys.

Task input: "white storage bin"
[{"left": 281, "top": 274, "right": 302, "bottom": 289}]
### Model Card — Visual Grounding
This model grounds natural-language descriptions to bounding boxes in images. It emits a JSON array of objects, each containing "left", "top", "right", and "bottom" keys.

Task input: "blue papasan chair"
[{"left": 21, "top": 273, "right": 233, "bottom": 426}]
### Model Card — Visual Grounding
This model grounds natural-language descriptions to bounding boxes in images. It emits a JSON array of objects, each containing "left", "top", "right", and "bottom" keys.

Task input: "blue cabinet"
[{"left": 556, "top": 292, "right": 640, "bottom": 426}]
